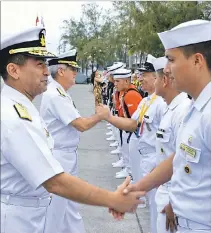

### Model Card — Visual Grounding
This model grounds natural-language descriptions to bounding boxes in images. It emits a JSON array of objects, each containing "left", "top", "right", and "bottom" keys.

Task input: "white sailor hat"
[
  {"left": 108, "top": 62, "right": 124, "bottom": 74},
  {"left": 48, "top": 49, "right": 80, "bottom": 68},
  {"left": 153, "top": 57, "right": 168, "bottom": 71},
  {"left": 138, "top": 54, "right": 156, "bottom": 72},
  {"left": 158, "top": 19, "right": 211, "bottom": 50},
  {"left": 113, "top": 68, "right": 131, "bottom": 79}
]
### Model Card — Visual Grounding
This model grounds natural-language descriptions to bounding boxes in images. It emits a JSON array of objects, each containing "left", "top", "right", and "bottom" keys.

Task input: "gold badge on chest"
[
  {"left": 14, "top": 103, "right": 32, "bottom": 121},
  {"left": 184, "top": 165, "right": 191, "bottom": 174}
]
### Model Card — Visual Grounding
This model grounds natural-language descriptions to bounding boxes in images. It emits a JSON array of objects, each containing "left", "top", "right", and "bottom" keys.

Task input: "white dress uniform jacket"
[
  {"left": 132, "top": 93, "right": 167, "bottom": 233},
  {"left": 40, "top": 79, "right": 85, "bottom": 233},
  {"left": 1, "top": 85, "right": 64, "bottom": 233},
  {"left": 170, "top": 83, "right": 211, "bottom": 232},
  {"left": 155, "top": 93, "right": 191, "bottom": 233}
]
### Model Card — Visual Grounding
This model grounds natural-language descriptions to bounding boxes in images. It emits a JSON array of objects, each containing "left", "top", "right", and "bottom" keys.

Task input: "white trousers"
[
  {"left": 121, "top": 131, "right": 131, "bottom": 171},
  {"left": 155, "top": 185, "right": 174, "bottom": 233},
  {"left": 111, "top": 124, "right": 122, "bottom": 147},
  {"left": 129, "top": 135, "right": 143, "bottom": 183},
  {"left": 1, "top": 202, "right": 47, "bottom": 233},
  {"left": 141, "top": 152, "right": 157, "bottom": 233},
  {"left": 44, "top": 149, "right": 85, "bottom": 233}
]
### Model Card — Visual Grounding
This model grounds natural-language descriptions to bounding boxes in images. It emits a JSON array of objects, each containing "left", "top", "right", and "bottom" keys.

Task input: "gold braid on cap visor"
[
  {"left": 58, "top": 60, "right": 79, "bottom": 67},
  {"left": 9, "top": 47, "right": 56, "bottom": 57}
]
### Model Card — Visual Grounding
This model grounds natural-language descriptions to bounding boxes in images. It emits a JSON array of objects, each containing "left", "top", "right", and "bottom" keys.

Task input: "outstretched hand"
[
  {"left": 95, "top": 104, "right": 111, "bottom": 120},
  {"left": 109, "top": 177, "right": 145, "bottom": 220}
]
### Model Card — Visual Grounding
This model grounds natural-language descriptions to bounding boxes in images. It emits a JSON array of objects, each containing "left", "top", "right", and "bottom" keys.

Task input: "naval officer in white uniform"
[
  {"left": 0, "top": 26, "right": 146, "bottom": 233},
  {"left": 40, "top": 51, "right": 106, "bottom": 233}
]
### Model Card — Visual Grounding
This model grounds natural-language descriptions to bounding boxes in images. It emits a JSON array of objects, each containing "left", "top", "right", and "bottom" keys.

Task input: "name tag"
[{"left": 180, "top": 143, "right": 196, "bottom": 158}]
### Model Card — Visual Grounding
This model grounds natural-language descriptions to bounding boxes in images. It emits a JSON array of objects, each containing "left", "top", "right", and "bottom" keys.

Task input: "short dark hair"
[
  {"left": 156, "top": 69, "right": 164, "bottom": 78},
  {"left": 179, "top": 41, "right": 211, "bottom": 71},
  {"left": 0, "top": 54, "right": 29, "bottom": 81}
]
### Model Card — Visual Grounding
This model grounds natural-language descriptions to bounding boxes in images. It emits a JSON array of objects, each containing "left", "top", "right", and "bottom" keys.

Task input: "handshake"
[
  {"left": 95, "top": 104, "right": 111, "bottom": 121},
  {"left": 108, "top": 176, "right": 145, "bottom": 220}
]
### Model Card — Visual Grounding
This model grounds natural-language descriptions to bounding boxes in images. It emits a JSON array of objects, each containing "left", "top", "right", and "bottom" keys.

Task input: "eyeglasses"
[{"left": 68, "top": 66, "right": 79, "bottom": 72}]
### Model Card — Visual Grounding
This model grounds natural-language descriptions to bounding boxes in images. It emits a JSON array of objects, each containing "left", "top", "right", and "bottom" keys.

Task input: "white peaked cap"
[
  {"left": 57, "top": 49, "right": 77, "bottom": 58},
  {"left": 153, "top": 57, "right": 168, "bottom": 71},
  {"left": 1, "top": 26, "right": 44, "bottom": 50},
  {"left": 158, "top": 19, "right": 211, "bottom": 50},
  {"left": 113, "top": 68, "right": 131, "bottom": 79}
]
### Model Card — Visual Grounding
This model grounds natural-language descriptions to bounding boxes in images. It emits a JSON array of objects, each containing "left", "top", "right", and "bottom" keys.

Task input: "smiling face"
[
  {"left": 63, "top": 65, "right": 78, "bottom": 87},
  {"left": 141, "top": 72, "right": 156, "bottom": 93},
  {"left": 57, "top": 65, "right": 78, "bottom": 89},
  {"left": 7, "top": 56, "right": 50, "bottom": 98}
]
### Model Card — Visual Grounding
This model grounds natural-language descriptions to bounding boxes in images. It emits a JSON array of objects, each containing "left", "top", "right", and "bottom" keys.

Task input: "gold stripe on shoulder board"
[
  {"left": 14, "top": 103, "right": 32, "bottom": 121},
  {"left": 56, "top": 88, "right": 66, "bottom": 97}
]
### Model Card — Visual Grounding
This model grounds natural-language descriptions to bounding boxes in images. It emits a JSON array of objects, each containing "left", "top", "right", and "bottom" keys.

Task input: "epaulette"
[
  {"left": 57, "top": 88, "right": 66, "bottom": 97},
  {"left": 13, "top": 103, "right": 32, "bottom": 121}
]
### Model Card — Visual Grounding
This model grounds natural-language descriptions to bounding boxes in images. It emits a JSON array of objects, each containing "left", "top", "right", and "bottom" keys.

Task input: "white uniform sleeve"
[
  {"left": 131, "top": 98, "right": 145, "bottom": 120},
  {"left": 1, "top": 121, "right": 64, "bottom": 189},
  {"left": 156, "top": 99, "right": 167, "bottom": 122},
  {"left": 172, "top": 100, "right": 191, "bottom": 146},
  {"left": 202, "top": 105, "right": 211, "bottom": 151},
  {"left": 50, "top": 96, "right": 81, "bottom": 126}
]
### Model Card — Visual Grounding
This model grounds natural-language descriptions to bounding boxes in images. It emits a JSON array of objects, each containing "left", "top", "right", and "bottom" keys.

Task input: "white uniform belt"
[
  {"left": 176, "top": 216, "right": 211, "bottom": 230},
  {"left": 1, "top": 194, "right": 52, "bottom": 207},
  {"left": 138, "top": 147, "right": 155, "bottom": 155}
]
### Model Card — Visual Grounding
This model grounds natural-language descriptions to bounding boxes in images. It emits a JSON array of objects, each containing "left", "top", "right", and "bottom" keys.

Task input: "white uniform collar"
[
  {"left": 2, "top": 84, "right": 33, "bottom": 105},
  {"left": 193, "top": 82, "right": 211, "bottom": 111},
  {"left": 168, "top": 92, "right": 188, "bottom": 110},
  {"left": 51, "top": 79, "right": 67, "bottom": 94},
  {"left": 147, "top": 92, "right": 156, "bottom": 99}
]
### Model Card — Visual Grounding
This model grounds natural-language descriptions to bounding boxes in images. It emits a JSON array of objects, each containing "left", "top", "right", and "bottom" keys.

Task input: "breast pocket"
[
  {"left": 156, "top": 131, "right": 171, "bottom": 143},
  {"left": 144, "top": 115, "right": 155, "bottom": 132},
  {"left": 180, "top": 142, "right": 203, "bottom": 187},
  {"left": 144, "top": 115, "right": 154, "bottom": 124},
  {"left": 156, "top": 132, "right": 171, "bottom": 164}
]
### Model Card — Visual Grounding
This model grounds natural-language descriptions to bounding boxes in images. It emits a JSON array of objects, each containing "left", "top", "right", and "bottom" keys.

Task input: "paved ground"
[{"left": 33, "top": 84, "right": 150, "bottom": 233}]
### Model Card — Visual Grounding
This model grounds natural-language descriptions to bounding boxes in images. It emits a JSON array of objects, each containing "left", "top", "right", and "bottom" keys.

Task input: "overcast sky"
[{"left": 1, "top": 1, "right": 113, "bottom": 54}]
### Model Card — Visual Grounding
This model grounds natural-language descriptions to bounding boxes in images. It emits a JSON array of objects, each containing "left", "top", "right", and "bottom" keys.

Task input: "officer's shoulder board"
[
  {"left": 56, "top": 88, "right": 66, "bottom": 97},
  {"left": 13, "top": 103, "right": 32, "bottom": 121}
]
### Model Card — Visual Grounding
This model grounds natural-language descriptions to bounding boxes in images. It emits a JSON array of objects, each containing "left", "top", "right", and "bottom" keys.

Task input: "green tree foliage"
[{"left": 60, "top": 1, "right": 211, "bottom": 69}]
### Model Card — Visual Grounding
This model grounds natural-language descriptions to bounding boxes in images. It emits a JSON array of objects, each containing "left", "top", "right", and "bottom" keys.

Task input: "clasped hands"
[
  {"left": 95, "top": 104, "right": 111, "bottom": 120},
  {"left": 109, "top": 176, "right": 145, "bottom": 220}
]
